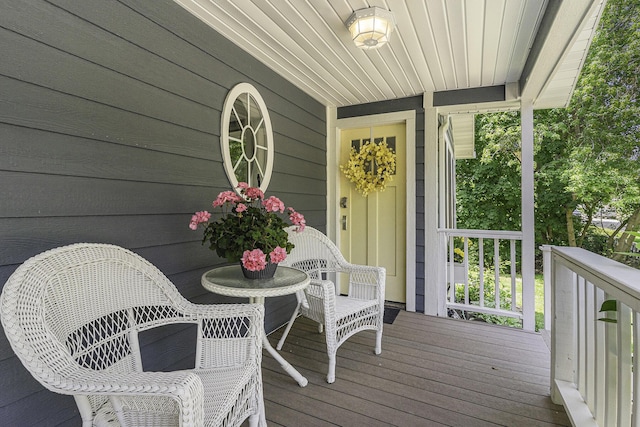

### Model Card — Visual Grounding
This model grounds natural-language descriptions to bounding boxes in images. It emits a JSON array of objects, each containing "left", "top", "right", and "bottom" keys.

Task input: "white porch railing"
[
  {"left": 547, "top": 246, "right": 640, "bottom": 426},
  {"left": 438, "top": 229, "right": 532, "bottom": 328}
]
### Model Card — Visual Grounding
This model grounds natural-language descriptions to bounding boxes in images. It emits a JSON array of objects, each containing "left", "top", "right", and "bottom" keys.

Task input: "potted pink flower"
[{"left": 189, "top": 183, "right": 305, "bottom": 278}]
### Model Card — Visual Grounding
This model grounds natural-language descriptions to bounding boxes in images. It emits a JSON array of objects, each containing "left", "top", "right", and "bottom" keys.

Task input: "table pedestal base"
[
  {"left": 202, "top": 267, "right": 311, "bottom": 397},
  {"left": 263, "top": 336, "right": 308, "bottom": 387},
  {"left": 250, "top": 296, "right": 308, "bottom": 387}
]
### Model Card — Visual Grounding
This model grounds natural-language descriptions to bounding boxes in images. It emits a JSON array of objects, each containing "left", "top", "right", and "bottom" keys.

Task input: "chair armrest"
[
  {"left": 306, "top": 279, "right": 336, "bottom": 301},
  {"left": 69, "top": 370, "right": 205, "bottom": 427},
  {"left": 336, "top": 263, "right": 385, "bottom": 302},
  {"left": 177, "top": 303, "right": 264, "bottom": 371},
  {"left": 179, "top": 301, "right": 264, "bottom": 324},
  {"left": 301, "top": 279, "right": 336, "bottom": 321}
]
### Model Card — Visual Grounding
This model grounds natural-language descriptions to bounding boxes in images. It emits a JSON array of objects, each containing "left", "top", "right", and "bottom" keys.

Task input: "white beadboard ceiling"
[{"left": 174, "top": 0, "right": 606, "bottom": 111}]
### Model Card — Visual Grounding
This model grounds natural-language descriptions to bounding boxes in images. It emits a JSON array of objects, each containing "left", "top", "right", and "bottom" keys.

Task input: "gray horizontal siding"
[{"left": 0, "top": 0, "right": 326, "bottom": 424}]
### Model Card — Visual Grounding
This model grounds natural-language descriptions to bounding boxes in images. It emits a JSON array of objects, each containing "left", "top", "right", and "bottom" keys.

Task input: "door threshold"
[{"left": 384, "top": 301, "right": 406, "bottom": 310}]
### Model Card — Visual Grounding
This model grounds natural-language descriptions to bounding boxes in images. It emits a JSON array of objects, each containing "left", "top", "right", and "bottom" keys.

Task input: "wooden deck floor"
[{"left": 257, "top": 310, "right": 569, "bottom": 427}]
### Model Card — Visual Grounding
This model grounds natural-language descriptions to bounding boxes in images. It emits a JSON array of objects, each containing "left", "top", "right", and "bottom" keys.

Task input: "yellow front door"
[{"left": 339, "top": 123, "right": 406, "bottom": 303}]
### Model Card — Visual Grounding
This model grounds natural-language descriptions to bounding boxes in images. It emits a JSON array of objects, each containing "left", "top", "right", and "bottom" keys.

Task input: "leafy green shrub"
[
  {"left": 449, "top": 267, "right": 546, "bottom": 331},
  {"left": 452, "top": 268, "right": 522, "bottom": 328},
  {"left": 581, "top": 228, "right": 610, "bottom": 256}
]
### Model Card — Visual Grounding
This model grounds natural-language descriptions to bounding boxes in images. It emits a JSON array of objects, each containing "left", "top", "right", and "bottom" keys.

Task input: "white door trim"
[{"left": 331, "top": 110, "right": 416, "bottom": 312}]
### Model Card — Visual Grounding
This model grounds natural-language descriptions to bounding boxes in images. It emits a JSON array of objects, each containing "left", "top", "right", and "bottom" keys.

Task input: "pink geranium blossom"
[
  {"left": 189, "top": 211, "right": 211, "bottom": 230},
  {"left": 241, "top": 249, "right": 267, "bottom": 271},
  {"left": 244, "top": 187, "right": 264, "bottom": 200},
  {"left": 288, "top": 208, "right": 306, "bottom": 232},
  {"left": 263, "top": 196, "right": 285, "bottom": 213},
  {"left": 236, "top": 182, "right": 249, "bottom": 190},
  {"left": 235, "top": 203, "right": 247, "bottom": 213},
  {"left": 213, "top": 191, "right": 242, "bottom": 207},
  {"left": 269, "top": 246, "right": 287, "bottom": 263}
]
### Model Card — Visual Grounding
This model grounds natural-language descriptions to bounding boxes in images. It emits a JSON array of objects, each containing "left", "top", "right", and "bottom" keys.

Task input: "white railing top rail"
[
  {"left": 550, "top": 246, "right": 640, "bottom": 312},
  {"left": 549, "top": 245, "right": 640, "bottom": 426},
  {"left": 438, "top": 228, "right": 523, "bottom": 240}
]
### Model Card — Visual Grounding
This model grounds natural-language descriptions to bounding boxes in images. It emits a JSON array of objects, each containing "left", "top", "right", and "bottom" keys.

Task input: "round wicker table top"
[{"left": 201, "top": 265, "right": 310, "bottom": 299}]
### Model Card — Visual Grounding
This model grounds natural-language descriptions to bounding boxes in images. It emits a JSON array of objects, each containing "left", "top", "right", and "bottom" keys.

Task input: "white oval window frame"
[{"left": 220, "top": 83, "right": 274, "bottom": 195}]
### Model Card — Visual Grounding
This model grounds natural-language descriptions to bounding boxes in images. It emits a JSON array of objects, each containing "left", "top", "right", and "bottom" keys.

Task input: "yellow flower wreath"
[{"left": 340, "top": 140, "right": 396, "bottom": 197}]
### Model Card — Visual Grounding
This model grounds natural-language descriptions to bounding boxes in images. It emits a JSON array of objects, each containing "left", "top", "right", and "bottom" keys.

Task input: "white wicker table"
[{"left": 202, "top": 265, "right": 310, "bottom": 387}]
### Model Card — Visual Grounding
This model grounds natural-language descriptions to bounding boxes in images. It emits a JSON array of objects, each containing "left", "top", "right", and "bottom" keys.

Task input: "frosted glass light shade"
[{"left": 345, "top": 7, "right": 395, "bottom": 50}]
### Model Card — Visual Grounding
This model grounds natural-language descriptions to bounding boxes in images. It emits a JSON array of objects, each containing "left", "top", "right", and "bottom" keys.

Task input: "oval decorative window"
[{"left": 220, "top": 83, "right": 274, "bottom": 194}]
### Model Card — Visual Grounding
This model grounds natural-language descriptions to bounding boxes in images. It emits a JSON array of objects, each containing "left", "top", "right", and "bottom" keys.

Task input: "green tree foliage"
[
  {"left": 456, "top": 0, "right": 640, "bottom": 262},
  {"left": 566, "top": 0, "right": 640, "bottom": 257},
  {"left": 531, "top": 109, "right": 577, "bottom": 247},
  {"left": 456, "top": 112, "right": 522, "bottom": 233}
]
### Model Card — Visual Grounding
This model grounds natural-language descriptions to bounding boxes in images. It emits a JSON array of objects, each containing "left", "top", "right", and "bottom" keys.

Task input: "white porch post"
[
  {"left": 550, "top": 254, "right": 577, "bottom": 404},
  {"left": 327, "top": 105, "right": 337, "bottom": 242},
  {"left": 521, "top": 102, "right": 535, "bottom": 331},
  {"left": 541, "top": 244, "right": 552, "bottom": 331}
]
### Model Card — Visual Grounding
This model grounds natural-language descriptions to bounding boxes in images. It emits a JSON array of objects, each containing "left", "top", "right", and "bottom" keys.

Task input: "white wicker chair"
[
  {"left": 277, "top": 226, "right": 385, "bottom": 383},
  {"left": 0, "top": 243, "right": 264, "bottom": 427}
]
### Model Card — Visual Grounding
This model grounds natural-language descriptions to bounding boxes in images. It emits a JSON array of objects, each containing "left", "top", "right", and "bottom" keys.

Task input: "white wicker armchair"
[
  {"left": 277, "top": 226, "right": 385, "bottom": 383},
  {"left": 0, "top": 243, "right": 264, "bottom": 427}
]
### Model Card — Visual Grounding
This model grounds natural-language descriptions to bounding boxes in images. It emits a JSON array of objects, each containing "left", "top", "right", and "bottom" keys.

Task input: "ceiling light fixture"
[{"left": 345, "top": 7, "right": 395, "bottom": 50}]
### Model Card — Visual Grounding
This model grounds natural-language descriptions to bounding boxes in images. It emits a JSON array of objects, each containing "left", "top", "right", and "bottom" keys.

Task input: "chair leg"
[
  {"left": 375, "top": 329, "right": 382, "bottom": 355},
  {"left": 327, "top": 353, "right": 336, "bottom": 384},
  {"left": 276, "top": 304, "right": 300, "bottom": 351},
  {"left": 249, "top": 412, "right": 261, "bottom": 427},
  {"left": 253, "top": 370, "right": 266, "bottom": 426}
]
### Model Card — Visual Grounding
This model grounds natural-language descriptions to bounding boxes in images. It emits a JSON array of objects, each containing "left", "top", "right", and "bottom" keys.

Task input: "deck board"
[{"left": 255, "top": 311, "right": 569, "bottom": 426}]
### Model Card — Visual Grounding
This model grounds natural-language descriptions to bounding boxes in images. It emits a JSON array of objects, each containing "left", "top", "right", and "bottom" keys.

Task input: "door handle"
[{"left": 341, "top": 215, "right": 347, "bottom": 230}]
